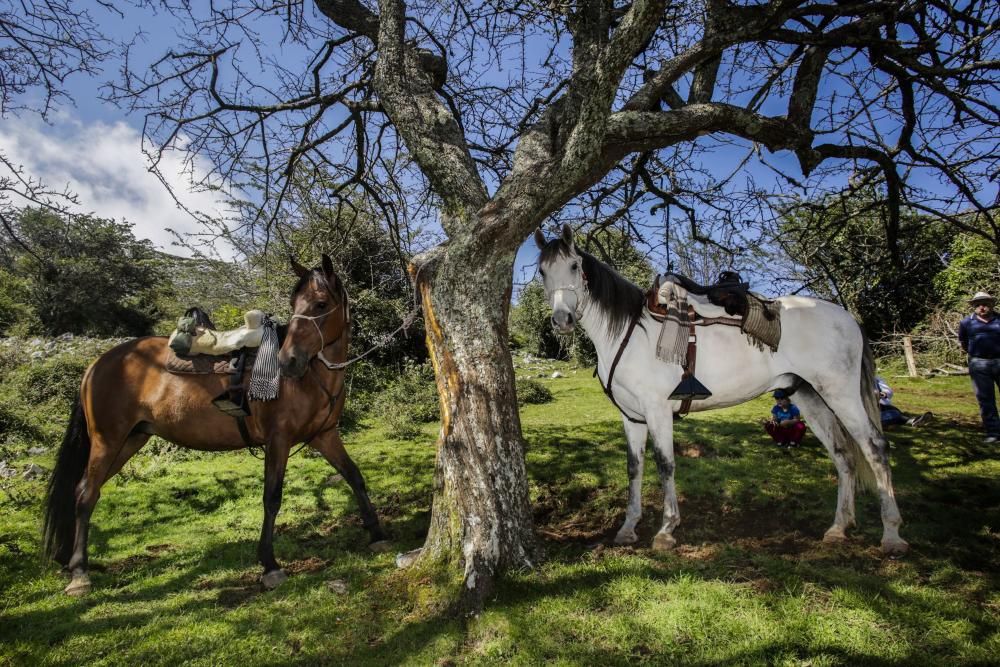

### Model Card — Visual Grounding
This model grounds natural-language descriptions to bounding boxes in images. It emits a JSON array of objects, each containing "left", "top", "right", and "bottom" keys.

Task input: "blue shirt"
[
  {"left": 959, "top": 313, "right": 1000, "bottom": 359},
  {"left": 772, "top": 404, "right": 800, "bottom": 422}
]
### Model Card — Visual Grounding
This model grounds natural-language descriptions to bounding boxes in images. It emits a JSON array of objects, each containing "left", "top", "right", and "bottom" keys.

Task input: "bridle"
[{"left": 289, "top": 281, "right": 351, "bottom": 371}]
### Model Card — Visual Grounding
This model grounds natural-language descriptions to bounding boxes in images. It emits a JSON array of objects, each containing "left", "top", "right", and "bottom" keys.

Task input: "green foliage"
[
  {"left": 16, "top": 356, "right": 89, "bottom": 406},
  {"left": 0, "top": 352, "right": 89, "bottom": 451},
  {"left": 515, "top": 377, "right": 553, "bottom": 406},
  {"left": 781, "top": 194, "right": 952, "bottom": 337},
  {"left": 370, "top": 360, "right": 439, "bottom": 438},
  {"left": 509, "top": 282, "right": 565, "bottom": 359},
  {"left": 209, "top": 304, "right": 247, "bottom": 330},
  {"left": 0, "top": 269, "right": 37, "bottom": 336},
  {"left": 0, "top": 208, "right": 166, "bottom": 336},
  {"left": 933, "top": 232, "right": 1000, "bottom": 310}
]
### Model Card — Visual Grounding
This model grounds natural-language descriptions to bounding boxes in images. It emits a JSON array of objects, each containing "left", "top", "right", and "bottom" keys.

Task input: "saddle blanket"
[{"left": 165, "top": 347, "right": 257, "bottom": 375}]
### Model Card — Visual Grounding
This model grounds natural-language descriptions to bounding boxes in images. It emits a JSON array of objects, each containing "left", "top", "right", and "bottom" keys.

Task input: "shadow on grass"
[{"left": 3, "top": 395, "right": 998, "bottom": 664}]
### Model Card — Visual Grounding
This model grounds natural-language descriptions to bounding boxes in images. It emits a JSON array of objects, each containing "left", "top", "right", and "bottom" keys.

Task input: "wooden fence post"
[{"left": 903, "top": 335, "right": 918, "bottom": 377}]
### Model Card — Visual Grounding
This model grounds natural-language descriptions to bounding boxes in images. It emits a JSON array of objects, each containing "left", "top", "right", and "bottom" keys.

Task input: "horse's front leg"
[
  {"left": 647, "top": 410, "right": 679, "bottom": 552},
  {"left": 614, "top": 418, "right": 648, "bottom": 545},
  {"left": 259, "top": 438, "right": 291, "bottom": 589},
  {"left": 310, "top": 428, "right": 388, "bottom": 549}
]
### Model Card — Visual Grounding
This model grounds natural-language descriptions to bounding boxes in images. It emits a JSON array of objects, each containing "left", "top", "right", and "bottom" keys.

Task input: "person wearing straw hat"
[{"left": 959, "top": 291, "right": 1000, "bottom": 443}]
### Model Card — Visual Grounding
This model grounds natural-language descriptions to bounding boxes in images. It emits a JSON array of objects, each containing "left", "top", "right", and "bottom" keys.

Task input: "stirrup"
[
  {"left": 669, "top": 375, "right": 712, "bottom": 401},
  {"left": 213, "top": 395, "right": 250, "bottom": 418}
]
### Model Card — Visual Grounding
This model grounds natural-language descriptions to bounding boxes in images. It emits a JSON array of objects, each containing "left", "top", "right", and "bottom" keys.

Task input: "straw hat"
[{"left": 969, "top": 291, "right": 996, "bottom": 306}]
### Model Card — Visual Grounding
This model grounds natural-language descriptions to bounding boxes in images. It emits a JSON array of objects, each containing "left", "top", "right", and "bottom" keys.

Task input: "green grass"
[{"left": 1, "top": 363, "right": 998, "bottom": 665}]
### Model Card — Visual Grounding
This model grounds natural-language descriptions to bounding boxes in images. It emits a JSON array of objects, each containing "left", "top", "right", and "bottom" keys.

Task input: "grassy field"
[{"left": 1, "top": 361, "right": 998, "bottom": 665}]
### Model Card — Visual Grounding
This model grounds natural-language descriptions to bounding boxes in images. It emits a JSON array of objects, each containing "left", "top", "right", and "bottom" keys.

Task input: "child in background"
[{"left": 765, "top": 389, "right": 807, "bottom": 448}]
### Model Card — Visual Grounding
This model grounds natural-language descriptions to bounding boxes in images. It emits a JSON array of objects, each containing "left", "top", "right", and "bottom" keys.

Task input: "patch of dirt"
[
  {"left": 285, "top": 556, "right": 328, "bottom": 574},
  {"left": 145, "top": 543, "right": 174, "bottom": 555},
  {"left": 217, "top": 586, "right": 260, "bottom": 608},
  {"left": 533, "top": 484, "right": 615, "bottom": 544},
  {"left": 105, "top": 553, "right": 156, "bottom": 575},
  {"left": 675, "top": 543, "right": 719, "bottom": 560},
  {"left": 676, "top": 442, "right": 715, "bottom": 458}
]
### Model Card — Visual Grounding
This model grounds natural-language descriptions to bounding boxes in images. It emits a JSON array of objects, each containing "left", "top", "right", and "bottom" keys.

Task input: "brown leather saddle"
[{"left": 164, "top": 306, "right": 260, "bottom": 420}]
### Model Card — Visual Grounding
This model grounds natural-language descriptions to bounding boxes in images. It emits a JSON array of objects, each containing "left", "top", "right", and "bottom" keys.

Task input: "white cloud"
[{"left": 0, "top": 115, "right": 233, "bottom": 257}]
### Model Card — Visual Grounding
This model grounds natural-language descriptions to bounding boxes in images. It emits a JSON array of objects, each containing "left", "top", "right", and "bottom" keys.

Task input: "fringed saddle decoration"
[{"left": 648, "top": 272, "right": 782, "bottom": 357}]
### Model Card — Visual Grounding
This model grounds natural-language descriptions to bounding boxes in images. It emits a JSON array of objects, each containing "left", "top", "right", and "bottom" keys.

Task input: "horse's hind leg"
[
  {"left": 817, "top": 389, "right": 908, "bottom": 556},
  {"left": 614, "top": 418, "right": 648, "bottom": 545},
  {"left": 310, "top": 429, "right": 386, "bottom": 545},
  {"left": 66, "top": 431, "right": 149, "bottom": 595},
  {"left": 793, "top": 387, "right": 857, "bottom": 542}
]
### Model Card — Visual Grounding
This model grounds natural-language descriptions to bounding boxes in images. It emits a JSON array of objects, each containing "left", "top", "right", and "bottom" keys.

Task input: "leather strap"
[
  {"left": 679, "top": 304, "right": 698, "bottom": 415},
  {"left": 595, "top": 309, "right": 646, "bottom": 424}
]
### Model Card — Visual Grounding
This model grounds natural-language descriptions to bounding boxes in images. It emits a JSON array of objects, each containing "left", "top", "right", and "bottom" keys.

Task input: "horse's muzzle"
[{"left": 551, "top": 311, "right": 575, "bottom": 334}]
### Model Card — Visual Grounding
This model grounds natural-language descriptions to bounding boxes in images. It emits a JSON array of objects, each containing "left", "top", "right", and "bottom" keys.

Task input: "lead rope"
[{"left": 291, "top": 304, "right": 421, "bottom": 371}]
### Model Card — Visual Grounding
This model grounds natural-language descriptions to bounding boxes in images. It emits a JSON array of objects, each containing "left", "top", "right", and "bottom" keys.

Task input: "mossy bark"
[{"left": 410, "top": 233, "right": 537, "bottom": 610}]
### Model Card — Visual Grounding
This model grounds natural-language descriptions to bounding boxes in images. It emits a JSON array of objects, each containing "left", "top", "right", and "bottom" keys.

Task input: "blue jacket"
[
  {"left": 959, "top": 313, "right": 1000, "bottom": 359},
  {"left": 772, "top": 404, "right": 801, "bottom": 422}
]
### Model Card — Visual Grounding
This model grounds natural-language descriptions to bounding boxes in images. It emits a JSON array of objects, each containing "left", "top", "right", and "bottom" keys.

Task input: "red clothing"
[{"left": 765, "top": 420, "right": 806, "bottom": 445}]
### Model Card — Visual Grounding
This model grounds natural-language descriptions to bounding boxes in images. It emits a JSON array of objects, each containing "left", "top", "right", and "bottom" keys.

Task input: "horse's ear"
[
  {"left": 561, "top": 223, "right": 574, "bottom": 248},
  {"left": 289, "top": 254, "right": 309, "bottom": 278},
  {"left": 321, "top": 254, "right": 335, "bottom": 280},
  {"left": 534, "top": 228, "right": 546, "bottom": 250}
]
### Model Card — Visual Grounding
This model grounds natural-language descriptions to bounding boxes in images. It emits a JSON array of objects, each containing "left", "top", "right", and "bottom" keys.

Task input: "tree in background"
[
  {"left": 935, "top": 232, "right": 1000, "bottom": 312},
  {"left": 0, "top": 2, "right": 117, "bottom": 248},
  {"left": 0, "top": 208, "right": 164, "bottom": 336},
  {"left": 780, "top": 194, "right": 952, "bottom": 338}
]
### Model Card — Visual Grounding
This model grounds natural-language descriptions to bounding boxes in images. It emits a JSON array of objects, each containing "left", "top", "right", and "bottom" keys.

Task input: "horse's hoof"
[
  {"left": 261, "top": 569, "right": 288, "bottom": 590},
  {"left": 368, "top": 540, "right": 393, "bottom": 553},
  {"left": 613, "top": 529, "right": 638, "bottom": 545},
  {"left": 651, "top": 533, "right": 677, "bottom": 552},
  {"left": 881, "top": 538, "right": 909, "bottom": 558},
  {"left": 823, "top": 528, "right": 848, "bottom": 544},
  {"left": 395, "top": 548, "right": 422, "bottom": 569},
  {"left": 64, "top": 574, "right": 92, "bottom": 597}
]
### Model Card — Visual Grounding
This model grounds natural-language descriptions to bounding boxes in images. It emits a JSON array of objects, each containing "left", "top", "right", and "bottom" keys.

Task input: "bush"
[
  {"left": 516, "top": 378, "right": 553, "bottom": 406},
  {"left": 371, "top": 360, "right": 439, "bottom": 439},
  {"left": 18, "top": 356, "right": 90, "bottom": 406}
]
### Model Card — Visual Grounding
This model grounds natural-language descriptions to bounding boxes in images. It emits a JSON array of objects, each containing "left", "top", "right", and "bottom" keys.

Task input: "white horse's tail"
[{"left": 848, "top": 334, "right": 880, "bottom": 493}]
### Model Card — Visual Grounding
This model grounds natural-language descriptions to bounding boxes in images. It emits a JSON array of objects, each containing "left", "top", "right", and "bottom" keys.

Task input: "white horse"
[{"left": 534, "top": 225, "right": 908, "bottom": 556}]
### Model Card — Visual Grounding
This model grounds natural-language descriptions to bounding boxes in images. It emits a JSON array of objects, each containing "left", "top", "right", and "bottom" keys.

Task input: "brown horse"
[{"left": 43, "top": 255, "right": 387, "bottom": 595}]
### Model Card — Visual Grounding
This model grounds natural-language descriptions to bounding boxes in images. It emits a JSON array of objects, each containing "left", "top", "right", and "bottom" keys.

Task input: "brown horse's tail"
[{"left": 43, "top": 396, "right": 90, "bottom": 565}]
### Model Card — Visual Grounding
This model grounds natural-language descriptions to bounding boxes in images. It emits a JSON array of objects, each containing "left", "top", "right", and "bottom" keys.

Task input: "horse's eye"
[
  {"left": 316, "top": 302, "right": 328, "bottom": 310},
  {"left": 570, "top": 262, "right": 578, "bottom": 272},
  {"left": 539, "top": 268, "right": 546, "bottom": 277}
]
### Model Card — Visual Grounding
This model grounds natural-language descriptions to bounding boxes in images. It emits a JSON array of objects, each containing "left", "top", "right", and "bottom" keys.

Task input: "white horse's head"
[{"left": 534, "top": 224, "right": 586, "bottom": 334}]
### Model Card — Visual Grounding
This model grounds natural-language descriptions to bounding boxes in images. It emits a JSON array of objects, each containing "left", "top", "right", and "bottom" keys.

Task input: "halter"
[
  {"left": 548, "top": 265, "right": 589, "bottom": 319},
  {"left": 289, "top": 304, "right": 348, "bottom": 371}
]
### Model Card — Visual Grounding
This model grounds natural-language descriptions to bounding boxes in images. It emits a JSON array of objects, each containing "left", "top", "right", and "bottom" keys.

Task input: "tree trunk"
[{"left": 410, "top": 233, "right": 538, "bottom": 609}]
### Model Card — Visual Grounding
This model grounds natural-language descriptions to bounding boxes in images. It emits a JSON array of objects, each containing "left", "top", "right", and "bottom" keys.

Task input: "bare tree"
[
  {"left": 0, "top": 0, "right": 118, "bottom": 260},
  {"left": 109, "top": 0, "right": 999, "bottom": 608}
]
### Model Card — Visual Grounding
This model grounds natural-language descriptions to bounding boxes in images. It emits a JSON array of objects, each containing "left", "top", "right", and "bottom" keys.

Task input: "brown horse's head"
[{"left": 278, "top": 254, "right": 350, "bottom": 378}]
